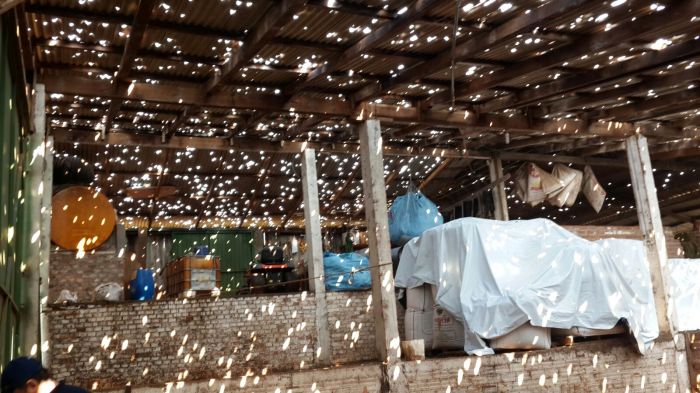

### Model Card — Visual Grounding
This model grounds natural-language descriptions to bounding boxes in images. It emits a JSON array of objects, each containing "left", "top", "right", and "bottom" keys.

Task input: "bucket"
[
  {"left": 129, "top": 268, "right": 155, "bottom": 301},
  {"left": 194, "top": 245, "right": 209, "bottom": 256}
]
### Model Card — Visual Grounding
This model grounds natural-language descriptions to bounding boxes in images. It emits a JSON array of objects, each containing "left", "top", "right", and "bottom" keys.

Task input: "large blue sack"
[
  {"left": 388, "top": 190, "right": 443, "bottom": 245},
  {"left": 323, "top": 252, "right": 371, "bottom": 291}
]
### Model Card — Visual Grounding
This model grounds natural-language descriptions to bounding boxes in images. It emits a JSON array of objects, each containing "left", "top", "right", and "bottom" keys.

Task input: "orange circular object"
[{"left": 51, "top": 186, "right": 116, "bottom": 251}]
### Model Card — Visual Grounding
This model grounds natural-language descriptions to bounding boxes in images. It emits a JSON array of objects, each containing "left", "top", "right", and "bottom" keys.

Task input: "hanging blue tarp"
[{"left": 323, "top": 252, "right": 371, "bottom": 291}]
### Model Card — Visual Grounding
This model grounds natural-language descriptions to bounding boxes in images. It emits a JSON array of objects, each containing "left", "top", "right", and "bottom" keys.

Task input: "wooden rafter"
[
  {"left": 287, "top": 115, "right": 331, "bottom": 139},
  {"left": 205, "top": 0, "right": 306, "bottom": 95},
  {"left": 531, "top": 67, "right": 700, "bottom": 116},
  {"left": 481, "top": 41, "right": 700, "bottom": 113},
  {"left": 103, "top": 0, "right": 157, "bottom": 137},
  {"left": 417, "top": 158, "right": 452, "bottom": 191},
  {"left": 352, "top": 0, "right": 595, "bottom": 103},
  {"left": 590, "top": 88, "right": 700, "bottom": 122},
  {"left": 289, "top": 0, "right": 440, "bottom": 95},
  {"left": 34, "top": 38, "right": 222, "bottom": 66},
  {"left": 428, "top": 0, "right": 700, "bottom": 106},
  {"left": 0, "top": 0, "right": 23, "bottom": 15}
]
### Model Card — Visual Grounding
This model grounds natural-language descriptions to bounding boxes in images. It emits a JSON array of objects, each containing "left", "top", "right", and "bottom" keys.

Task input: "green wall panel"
[{"left": 170, "top": 230, "right": 254, "bottom": 293}]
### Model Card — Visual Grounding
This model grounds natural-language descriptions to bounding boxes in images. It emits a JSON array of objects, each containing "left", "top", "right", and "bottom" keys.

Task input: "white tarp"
[
  {"left": 396, "top": 218, "right": 658, "bottom": 355},
  {"left": 668, "top": 258, "right": 700, "bottom": 331}
]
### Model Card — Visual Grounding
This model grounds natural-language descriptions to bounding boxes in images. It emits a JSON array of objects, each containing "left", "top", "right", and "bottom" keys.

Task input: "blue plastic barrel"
[{"left": 129, "top": 268, "right": 155, "bottom": 301}]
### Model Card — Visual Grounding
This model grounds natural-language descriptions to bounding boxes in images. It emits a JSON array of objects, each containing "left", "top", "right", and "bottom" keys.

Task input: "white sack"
[
  {"left": 668, "top": 258, "right": 700, "bottom": 331},
  {"left": 514, "top": 163, "right": 564, "bottom": 206},
  {"left": 95, "top": 282, "right": 124, "bottom": 302},
  {"left": 55, "top": 289, "right": 78, "bottom": 304},
  {"left": 547, "top": 164, "right": 583, "bottom": 207},
  {"left": 582, "top": 165, "right": 606, "bottom": 212},
  {"left": 395, "top": 218, "right": 658, "bottom": 355}
]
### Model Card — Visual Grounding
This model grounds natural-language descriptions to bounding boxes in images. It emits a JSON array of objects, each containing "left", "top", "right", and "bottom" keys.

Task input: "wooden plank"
[
  {"left": 428, "top": 0, "right": 700, "bottom": 106},
  {"left": 358, "top": 120, "right": 404, "bottom": 386},
  {"left": 625, "top": 134, "right": 673, "bottom": 338},
  {"left": 353, "top": 0, "right": 594, "bottom": 103},
  {"left": 488, "top": 155, "right": 508, "bottom": 221},
  {"left": 300, "top": 148, "right": 332, "bottom": 366},
  {"left": 206, "top": 0, "right": 306, "bottom": 94},
  {"left": 0, "top": 0, "right": 23, "bottom": 15}
]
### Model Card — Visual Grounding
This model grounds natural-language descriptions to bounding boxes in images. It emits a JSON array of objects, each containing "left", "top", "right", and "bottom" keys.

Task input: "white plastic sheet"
[
  {"left": 668, "top": 258, "right": 700, "bottom": 331},
  {"left": 396, "top": 218, "right": 658, "bottom": 355}
]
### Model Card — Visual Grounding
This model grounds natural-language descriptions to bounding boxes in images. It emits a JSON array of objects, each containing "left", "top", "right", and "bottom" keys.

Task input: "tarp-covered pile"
[
  {"left": 396, "top": 218, "right": 658, "bottom": 355},
  {"left": 668, "top": 258, "right": 700, "bottom": 331}
]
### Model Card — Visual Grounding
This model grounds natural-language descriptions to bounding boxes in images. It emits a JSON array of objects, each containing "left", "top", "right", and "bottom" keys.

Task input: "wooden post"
[
  {"left": 625, "top": 134, "right": 672, "bottom": 337},
  {"left": 300, "top": 148, "right": 331, "bottom": 366},
  {"left": 359, "top": 119, "right": 407, "bottom": 391},
  {"left": 488, "top": 154, "right": 509, "bottom": 221},
  {"left": 20, "top": 84, "right": 45, "bottom": 356},
  {"left": 39, "top": 135, "right": 53, "bottom": 366}
]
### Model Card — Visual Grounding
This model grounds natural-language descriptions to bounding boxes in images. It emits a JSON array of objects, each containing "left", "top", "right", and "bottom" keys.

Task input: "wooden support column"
[
  {"left": 488, "top": 155, "right": 509, "bottom": 221},
  {"left": 625, "top": 134, "right": 672, "bottom": 337},
  {"left": 300, "top": 148, "right": 331, "bottom": 366},
  {"left": 39, "top": 135, "right": 53, "bottom": 366},
  {"left": 20, "top": 84, "right": 45, "bottom": 356},
  {"left": 626, "top": 134, "right": 691, "bottom": 393},
  {"left": 358, "top": 119, "right": 407, "bottom": 392}
]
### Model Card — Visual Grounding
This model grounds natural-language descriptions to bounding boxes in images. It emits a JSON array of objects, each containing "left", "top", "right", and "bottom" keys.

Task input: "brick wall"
[
  {"left": 48, "top": 291, "right": 380, "bottom": 390},
  {"left": 563, "top": 225, "right": 684, "bottom": 258},
  {"left": 97, "top": 337, "right": 682, "bottom": 393},
  {"left": 50, "top": 251, "right": 125, "bottom": 303},
  {"left": 403, "top": 337, "right": 682, "bottom": 392}
]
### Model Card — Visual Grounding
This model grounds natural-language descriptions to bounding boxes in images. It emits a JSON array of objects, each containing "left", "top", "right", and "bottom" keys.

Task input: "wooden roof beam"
[
  {"left": 24, "top": 3, "right": 247, "bottom": 41},
  {"left": 418, "top": 158, "right": 453, "bottom": 191},
  {"left": 482, "top": 42, "right": 700, "bottom": 113},
  {"left": 530, "top": 67, "right": 700, "bottom": 116},
  {"left": 41, "top": 75, "right": 695, "bottom": 138},
  {"left": 589, "top": 88, "right": 700, "bottom": 122},
  {"left": 353, "top": 0, "right": 595, "bottom": 103},
  {"left": 428, "top": 1, "right": 700, "bottom": 106},
  {"left": 0, "top": 0, "right": 24, "bottom": 15},
  {"left": 102, "top": 0, "right": 157, "bottom": 138},
  {"left": 205, "top": 0, "right": 306, "bottom": 95},
  {"left": 51, "top": 128, "right": 698, "bottom": 171},
  {"left": 291, "top": 0, "right": 441, "bottom": 95}
]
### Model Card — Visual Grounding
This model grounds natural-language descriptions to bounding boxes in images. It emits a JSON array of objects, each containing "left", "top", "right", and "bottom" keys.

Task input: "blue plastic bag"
[
  {"left": 388, "top": 190, "right": 443, "bottom": 245},
  {"left": 323, "top": 252, "right": 371, "bottom": 291}
]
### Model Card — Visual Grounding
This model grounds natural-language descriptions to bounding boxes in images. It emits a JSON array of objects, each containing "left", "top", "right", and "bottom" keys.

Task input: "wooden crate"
[{"left": 165, "top": 255, "right": 221, "bottom": 298}]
